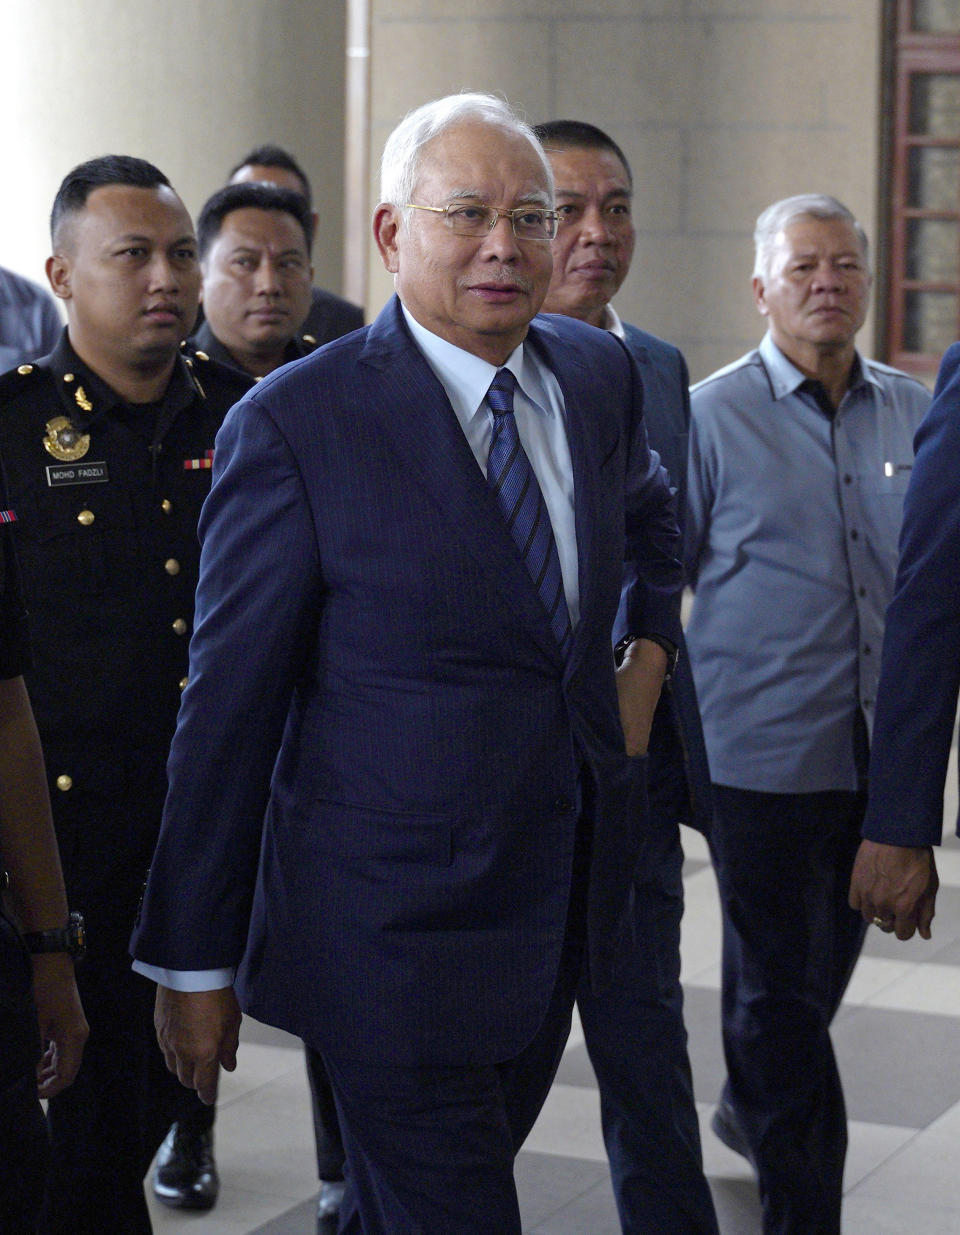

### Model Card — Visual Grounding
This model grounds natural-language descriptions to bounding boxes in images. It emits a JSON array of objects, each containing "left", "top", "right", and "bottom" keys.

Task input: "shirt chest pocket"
[
  {"left": 855, "top": 469, "right": 911, "bottom": 559},
  {"left": 22, "top": 487, "right": 141, "bottom": 598}
]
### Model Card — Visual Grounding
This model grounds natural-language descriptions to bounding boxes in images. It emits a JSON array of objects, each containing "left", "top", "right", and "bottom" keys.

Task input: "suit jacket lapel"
[{"left": 359, "top": 299, "right": 566, "bottom": 666}]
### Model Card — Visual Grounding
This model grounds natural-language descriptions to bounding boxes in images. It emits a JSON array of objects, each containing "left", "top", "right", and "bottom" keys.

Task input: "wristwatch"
[{"left": 22, "top": 910, "right": 86, "bottom": 960}]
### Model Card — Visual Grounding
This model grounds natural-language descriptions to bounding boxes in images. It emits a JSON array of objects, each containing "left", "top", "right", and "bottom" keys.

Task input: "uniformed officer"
[
  {"left": 226, "top": 143, "right": 364, "bottom": 345},
  {"left": 0, "top": 446, "right": 88, "bottom": 1231},
  {"left": 191, "top": 182, "right": 318, "bottom": 380},
  {"left": 0, "top": 154, "right": 251, "bottom": 1234}
]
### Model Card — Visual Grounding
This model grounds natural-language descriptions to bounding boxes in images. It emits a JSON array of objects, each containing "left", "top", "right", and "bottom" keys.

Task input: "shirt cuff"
[{"left": 132, "top": 960, "right": 235, "bottom": 990}]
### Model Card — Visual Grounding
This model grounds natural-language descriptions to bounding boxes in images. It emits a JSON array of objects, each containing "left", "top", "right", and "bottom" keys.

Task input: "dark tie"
[{"left": 485, "top": 369, "right": 573, "bottom": 657}]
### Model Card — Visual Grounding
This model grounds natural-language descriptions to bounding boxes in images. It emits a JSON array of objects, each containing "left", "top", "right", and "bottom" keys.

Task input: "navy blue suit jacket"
[
  {"left": 131, "top": 297, "right": 683, "bottom": 1066},
  {"left": 620, "top": 323, "right": 713, "bottom": 833},
  {"left": 864, "top": 342, "right": 960, "bottom": 845}
]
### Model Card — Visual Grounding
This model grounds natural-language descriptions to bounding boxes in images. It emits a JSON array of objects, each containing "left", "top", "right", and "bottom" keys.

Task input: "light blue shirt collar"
[
  {"left": 758, "top": 331, "right": 882, "bottom": 402},
  {"left": 401, "top": 305, "right": 553, "bottom": 425}
]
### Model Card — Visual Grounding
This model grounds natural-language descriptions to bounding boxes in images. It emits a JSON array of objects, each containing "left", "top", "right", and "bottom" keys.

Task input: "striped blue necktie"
[{"left": 485, "top": 369, "right": 573, "bottom": 658}]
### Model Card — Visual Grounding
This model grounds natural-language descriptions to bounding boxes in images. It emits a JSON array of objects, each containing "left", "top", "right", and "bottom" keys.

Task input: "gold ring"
[{"left": 872, "top": 915, "right": 889, "bottom": 928}]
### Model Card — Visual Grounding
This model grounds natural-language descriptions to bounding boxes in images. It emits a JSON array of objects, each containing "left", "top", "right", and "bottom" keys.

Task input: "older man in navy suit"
[
  {"left": 848, "top": 346, "right": 960, "bottom": 939},
  {"left": 131, "top": 93, "right": 683, "bottom": 1233},
  {"left": 535, "top": 119, "right": 717, "bottom": 1233}
]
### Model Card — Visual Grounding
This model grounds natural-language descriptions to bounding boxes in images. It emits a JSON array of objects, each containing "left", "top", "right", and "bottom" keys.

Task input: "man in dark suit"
[
  {"left": 536, "top": 118, "right": 717, "bottom": 1233},
  {"left": 131, "top": 92, "right": 684, "bottom": 1233},
  {"left": 847, "top": 346, "right": 958, "bottom": 939},
  {"left": 227, "top": 144, "right": 363, "bottom": 343}
]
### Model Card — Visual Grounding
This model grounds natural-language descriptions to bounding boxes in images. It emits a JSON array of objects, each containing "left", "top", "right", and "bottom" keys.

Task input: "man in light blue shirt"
[{"left": 684, "top": 194, "right": 931, "bottom": 1235}]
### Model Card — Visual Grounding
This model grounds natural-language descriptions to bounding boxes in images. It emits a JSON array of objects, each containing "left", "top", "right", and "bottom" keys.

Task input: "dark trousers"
[
  {"left": 320, "top": 821, "right": 591, "bottom": 1235},
  {"left": 710, "top": 784, "right": 868, "bottom": 1235},
  {"left": 305, "top": 1045, "right": 344, "bottom": 1181},
  {"left": 38, "top": 930, "right": 202, "bottom": 1235},
  {"left": 0, "top": 912, "right": 48, "bottom": 1234},
  {"left": 578, "top": 823, "right": 719, "bottom": 1235}
]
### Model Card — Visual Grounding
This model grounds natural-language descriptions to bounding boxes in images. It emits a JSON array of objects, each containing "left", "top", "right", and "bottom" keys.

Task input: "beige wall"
[
  {"left": 0, "top": 1, "right": 886, "bottom": 378},
  {"left": 0, "top": 0, "right": 347, "bottom": 304},
  {"left": 367, "top": 1, "right": 884, "bottom": 381}
]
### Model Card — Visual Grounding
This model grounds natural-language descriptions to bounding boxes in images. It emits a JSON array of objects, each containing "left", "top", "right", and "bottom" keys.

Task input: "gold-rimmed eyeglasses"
[{"left": 405, "top": 202, "right": 560, "bottom": 242}]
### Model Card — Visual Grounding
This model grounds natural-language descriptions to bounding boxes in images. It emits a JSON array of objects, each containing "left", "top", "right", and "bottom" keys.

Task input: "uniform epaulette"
[
  {"left": 0, "top": 360, "right": 50, "bottom": 404},
  {"left": 179, "top": 340, "right": 254, "bottom": 400}
]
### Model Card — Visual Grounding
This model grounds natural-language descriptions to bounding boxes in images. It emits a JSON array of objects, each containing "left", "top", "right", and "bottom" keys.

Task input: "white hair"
[
  {"left": 753, "top": 194, "right": 870, "bottom": 281},
  {"left": 379, "top": 92, "right": 554, "bottom": 217}
]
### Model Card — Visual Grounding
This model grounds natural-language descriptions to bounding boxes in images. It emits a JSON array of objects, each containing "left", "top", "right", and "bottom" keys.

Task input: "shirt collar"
[
  {"left": 401, "top": 304, "right": 552, "bottom": 423},
  {"left": 48, "top": 331, "right": 199, "bottom": 430},
  {"left": 604, "top": 304, "right": 625, "bottom": 338},
  {"left": 758, "top": 330, "right": 879, "bottom": 402}
]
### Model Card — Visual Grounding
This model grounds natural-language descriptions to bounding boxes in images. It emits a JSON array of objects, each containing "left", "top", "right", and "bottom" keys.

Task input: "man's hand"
[
  {"left": 848, "top": 839, "right": 939, "bottom": 941},
  {"left": 155, "top": 985, "right": 242, "bottom": 1105},
  {"left": 32, "top": 953, "right": 88, "bottom": 1098},
  {"left": 615, "top": 638, "right": 668, "bottom": 758}
]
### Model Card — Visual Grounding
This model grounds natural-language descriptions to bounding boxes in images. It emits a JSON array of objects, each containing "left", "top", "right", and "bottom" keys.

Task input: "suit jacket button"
[
  {"left": 77, "top": 509, "right": 95, "bottom": 526},
  {"left": 164, "top": 558, "right": 181, "bottom": 576},
  {"left": 172, "top": 618, "right": 187, "bottom": 636},
  {"left": 56, "top": 774, "right": 73, "bottom": 792}
]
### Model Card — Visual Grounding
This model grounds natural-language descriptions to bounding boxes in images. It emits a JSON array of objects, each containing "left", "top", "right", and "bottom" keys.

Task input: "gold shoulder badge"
[{"left": 43, "top": 416, "right": 90, "bottom": 462}]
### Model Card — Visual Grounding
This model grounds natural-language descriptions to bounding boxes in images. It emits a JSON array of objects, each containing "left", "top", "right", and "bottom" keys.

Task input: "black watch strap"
[{"left": 22, "top": 910, "right": 86, "bottom": 960}]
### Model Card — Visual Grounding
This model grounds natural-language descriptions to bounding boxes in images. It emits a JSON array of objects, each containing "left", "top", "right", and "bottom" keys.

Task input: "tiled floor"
[{"left": 146, "top": 752, "right": 960, "bottom": 1234}]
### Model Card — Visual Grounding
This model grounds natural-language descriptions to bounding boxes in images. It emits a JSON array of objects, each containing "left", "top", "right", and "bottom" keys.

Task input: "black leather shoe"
[
  {"left": 317, "top": 1179, "right": 345, "bottom": 1231},
  {"left": 711, "top": 1097, "right": 753, "bottom": 1165},
  {"left": 152, "top": 1120, "right": 220, "bottom": 1210}
]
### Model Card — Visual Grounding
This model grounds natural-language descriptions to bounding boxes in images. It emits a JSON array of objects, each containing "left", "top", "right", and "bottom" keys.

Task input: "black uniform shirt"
[
  {"left": 0, "top": 450, "right": 28, "bottom": 681},
  {"left": 190, "top": 319, "right": 318, "bottom": 377},
  {"left": 0, "top": 331, "right": 251, "bottom": 903}
]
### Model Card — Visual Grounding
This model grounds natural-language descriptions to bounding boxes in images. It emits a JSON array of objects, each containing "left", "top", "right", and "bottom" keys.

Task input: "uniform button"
[
  {"left": 179, "top": 677, "right": 189, "bottom": 691},
  {"left": 161, "top": 499, "right": 172, "bottom": 514},
  {"left": 77, "top": 509, "right": 95, "bottom": 526},
  {"left": 164, "top": 558, "right": 181, "bottom": 576},
  {"left": 172, "top": 618, "right": 187, "bottom": 636},
  {"left": 194, "top": 350, "right": 209, "bottom": 362},
  {"left": 56, "top": 774, "right": 73, "bottom": 792},
  {"left": 17, "top": 364, "right": 33, "bottom": 375},
  {"left": 63, "top": 373, "right": 74, "bottom": 383}
]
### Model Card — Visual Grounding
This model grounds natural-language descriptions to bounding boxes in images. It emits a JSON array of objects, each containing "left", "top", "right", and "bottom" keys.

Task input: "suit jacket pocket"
[{"left": 308, "top": 798, "right": 454, "bottom": 867}]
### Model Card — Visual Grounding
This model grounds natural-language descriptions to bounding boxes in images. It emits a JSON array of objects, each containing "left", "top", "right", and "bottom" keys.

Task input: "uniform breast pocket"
[{"left": 23, "top": 488, "right": 140, "bottom": 597}]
